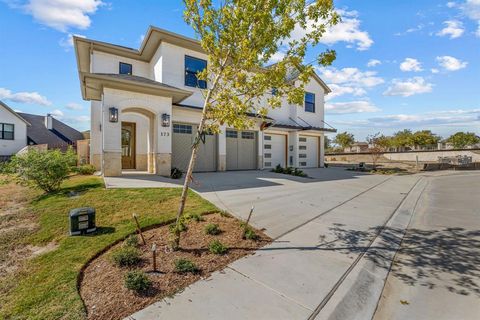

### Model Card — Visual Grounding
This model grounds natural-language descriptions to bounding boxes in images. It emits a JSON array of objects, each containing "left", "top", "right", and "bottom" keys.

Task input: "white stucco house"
[
  {"left": 0, "top": 101, "right": 29, "bottom": 157},
  {"left": 73, "top": 26, "right": 335, "bottom": 177}
]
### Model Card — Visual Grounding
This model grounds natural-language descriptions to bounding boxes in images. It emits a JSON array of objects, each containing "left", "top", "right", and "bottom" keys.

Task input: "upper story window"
[
  {"left": 119, "top": 62, "right": 132, "bottom": 75},
  {"left": 185, "top": 55, "right": 207, "bottom": 89},
  {"left": 305, "top": 92, "right": 315, "bottom": 113},
  {"left": 0, "top": 123, "right": 14, "bottom": 140},
  {"left": 271, "top": 88, "right": 278, "bottom": 96}
]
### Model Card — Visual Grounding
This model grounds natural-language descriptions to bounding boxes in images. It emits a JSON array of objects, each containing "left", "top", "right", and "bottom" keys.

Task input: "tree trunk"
[{"left": 171, "top": 73, "right": 221, "bottom": 249}]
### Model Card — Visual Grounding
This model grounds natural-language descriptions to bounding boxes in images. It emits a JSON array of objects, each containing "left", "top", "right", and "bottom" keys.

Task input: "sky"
[{"left": 0, "top": 0, "right": 479, "bottom": 140}]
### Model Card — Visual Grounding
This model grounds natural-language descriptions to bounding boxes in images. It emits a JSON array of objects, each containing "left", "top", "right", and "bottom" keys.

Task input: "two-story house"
[{"left": 73, "top": 26, "right": 335, "bottom": 177}]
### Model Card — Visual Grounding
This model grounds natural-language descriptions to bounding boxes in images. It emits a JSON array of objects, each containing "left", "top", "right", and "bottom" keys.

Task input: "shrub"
[
  {"left": 175, "top": 258, "right": 199, "bottom": 273},
  {"left": 169, "top": 220, "right": 188, "bottom": 233},
  {"left": 124, "top": 270, "right": 151, "bottom": 293},
  {"left": 243, "top": 226, "right": 259, "bottom": 240},
  {"left": 273, "top": 164, "right": 284, "bottom": 173},
  {"left": 284, "top": 167, "right": 293, "bottom": 174},
  {"left": 209, "top": 240, "right": 228, "bottom": 255},
  {"left": 187, "top": 213, "right": 204, "bottom": 222},
  {"left": 324, "top": 163, "right": 329, "bottom": 168},
  {"left": 3, "top": 148, "right": 77, "bottom": 193},
  {"left": 170, "top": 167, "right": 183, "bottom": 179},
  {"left": 293, "top": 168, "right": 307, "bottom": 177},
  {"left": 111, "top": 246, "right": 141, "bottom": 267},
  {"left": 219, "top": 210, "right": 231, "bottom": 218},
  {"left": 205, "top": 223, "right": 221, "bottom": 235},
  {"left": 123, "top": 234, "right": 139, "bottom": 247},
  {"left": 75, "top": 164, "right": 96, "bottom": 175}
]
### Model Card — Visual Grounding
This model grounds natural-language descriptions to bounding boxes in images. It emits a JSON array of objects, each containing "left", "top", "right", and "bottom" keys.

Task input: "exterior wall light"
[
  {"left": 109, "top": 107, "right": 119, "bottom": 123},
  {"left": 161, "top": 113, "right": 171, "bottom": 127}
]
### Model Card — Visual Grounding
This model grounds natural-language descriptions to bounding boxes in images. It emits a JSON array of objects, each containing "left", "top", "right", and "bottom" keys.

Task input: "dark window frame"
[
  {"left": 241, "top": 131, "right": 255, "bottom": 140},
  {"left": 0, "top": 123, "right": 14, "bottom": 140},
  {"left": 173, "top": 124, "right": 193, "bottom": 134},
  {"left": 119, "top": 62, "right": 133, "bottom": 75},
  {"left": 305, "top": 92, "right": 315, "bottom": 113},
  {"left": 185, "top": 55, "right": 207, "bottom": 89},
  {"left": 226, "top": 130, "right": 238, "bottom": 138}
]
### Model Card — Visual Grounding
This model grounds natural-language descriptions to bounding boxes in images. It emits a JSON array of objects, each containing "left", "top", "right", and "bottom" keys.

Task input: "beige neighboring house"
[
  {"left": 344, "top": 142, "right": 369, "bottom": 153},
  {"left": 73, "top": 26, "right": 336, "bottom": 177},
  {"left": 0, "top": 101, "right": 29, "bottom": 157}
]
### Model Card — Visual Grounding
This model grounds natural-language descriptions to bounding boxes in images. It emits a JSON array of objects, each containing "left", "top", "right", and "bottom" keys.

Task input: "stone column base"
[
  {"left": 148, "top": 153, "right": 155, "bottom": 173},
  {"left": 136, "top": 154, "right": 148, "bottom": 171},
  {"left": 103, "top": 152, "right": 122, "bottom": 176},
  {"left": 91, "top": 154, "right": 102, "bottom": 171},
  {"left": 257, "top": 155, "right": 264, "bottom": 170},
  {"left": 156, "top": 153, "right": 171, "bottom": 176}
]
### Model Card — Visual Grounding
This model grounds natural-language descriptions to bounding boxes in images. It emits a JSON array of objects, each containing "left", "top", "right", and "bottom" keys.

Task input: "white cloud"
[
  {"left": 267, "top": 51, "right": 286, "bottom": 64},
  {"left": 59, "top": 33, "right": 85, "bottom": 50},
  {"left": 436, "top": 55, "right": 468, "bottom": 71},
  {"left": 399, "top": 58, "right": 423, "bottom": 72},
  {"left": 461, "top": 0, "right": 480, "bottom": 20},
  {"left": 436, "top": 20, "right": 465, "bottom": 38},
  {"left": 65, "top": 102, "right": 83, "bottom": 110},
  {"left": 290, "top": 9, "right": 373, "bottom": 51},
  {"left": 325, "top": 84, "right": 366, "bottom": 100},
  {"left": 476, "top": 22, "right": 480, "bottom": 37},
  {"left": 0, "top": 87, "right": 51, "bottom": 106},
  {"left": 50, "top": 109, "right": 64, "bottom": 118},
  {"left": 13, "top": 0, "right": 103, "bottom": 32},
  {"left": 325, "top": 100, "right": 380, "bottom": 114},
  {"left": 431, "top": 68, "right": 440, "bottom": 74},
  {"left": 367, "top": 59, "right": 381, "bottom": 67},
  {"left": 319, "top": 67, "right": 384, "bottom": 88},
  {"left": 447, "top": 2, "right": 457, "bottom": 8},
  {"left": 383, "top": 77, "right": 433, "bottom": 97},
  {"left": 395, "top": 24, "right": 425, "bottom": 36}
]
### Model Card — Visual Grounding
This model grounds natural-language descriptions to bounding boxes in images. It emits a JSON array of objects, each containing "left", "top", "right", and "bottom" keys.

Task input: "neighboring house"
[
  {"left": 18, "top": 113, "right": 84, "bottom": 150},
  {"left": 344, "top": 142, "right": 369, "bottom": 153},
  {"left": 73, "top": 26, "right": 336, "bottom": 177},
  {"left": 0, "top": 101, "right": 29, "bottom": 156}
]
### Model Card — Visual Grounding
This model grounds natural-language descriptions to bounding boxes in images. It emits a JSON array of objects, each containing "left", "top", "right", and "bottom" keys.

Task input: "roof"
[
  {"left": 0, "top": 100, "right": 30, "bottom": 125},
  {"left": 17, "top": 113, "right": 83, "bottom": 147},
  {"left": 271, "top": 120, "right": 337, "bottom": 133},
  {"left": 266, "top": 63, "right": 332, "bottom": 94},
  {"left": 80, "top": 73, "right": 193, "bottom": 102}
]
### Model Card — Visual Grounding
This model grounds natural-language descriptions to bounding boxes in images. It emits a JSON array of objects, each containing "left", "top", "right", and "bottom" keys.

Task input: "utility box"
[{"left": 69, "top": 207, "right": 96, "bottom": 235}]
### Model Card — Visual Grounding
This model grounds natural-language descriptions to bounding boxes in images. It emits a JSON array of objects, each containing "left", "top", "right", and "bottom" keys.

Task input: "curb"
[{"left": 311, "top": 177, "right": 428, "bottom": 320}]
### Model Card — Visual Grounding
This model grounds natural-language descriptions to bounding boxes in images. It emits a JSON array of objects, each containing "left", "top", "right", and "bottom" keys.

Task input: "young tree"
[
  {"left": 333, "top": 132, "right": 355, "bottom": 150},
  {"left": 172, "top": 0, "right": 339, "bottom": 248},
  {"left": 366, "top": 133, "right": 389, "bottom": 169},
  {"left": 447, "top": 132, "right": 480, "bottom": 149},
  {"left": 411, "top": 130, "right": 440, "bottom": 149}
]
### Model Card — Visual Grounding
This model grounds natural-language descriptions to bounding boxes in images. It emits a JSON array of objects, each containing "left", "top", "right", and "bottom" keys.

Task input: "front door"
[{"left": 121, "top": 122, "right": 136, "bottom": 169}]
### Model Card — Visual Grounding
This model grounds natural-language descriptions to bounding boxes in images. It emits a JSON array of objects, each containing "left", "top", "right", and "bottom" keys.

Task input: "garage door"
[
  {"left": 298, "top": 135, "right": 318, "bottom": 168},
  {"left": 172, "top": 123, "right": 217, "bottom": 172},
  {"left": 263, "top": 133, "right": 286, "bottom": 169},
  {"left": 226, "top": 129, "right": 257, "bottom": 170}
]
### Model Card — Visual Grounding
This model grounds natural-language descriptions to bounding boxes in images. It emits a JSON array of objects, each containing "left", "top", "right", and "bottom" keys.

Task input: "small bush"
[
  {"left": 284, "top": 167, "right": 293, "bottom": 174},
  {"left": 243, "top": 227, "right": 259, "bottom": 240},
  {"left": 209, "top": 240, "right": 228, "bottom": 255},
  {"left": 205, "top": 223, "right": 221, "bottom": 235},
  {"left": 293, "top": 168, "right": 307, "bottom": 177},
  {"left": 324, "top": 163, "right": 329, "bottom": 168},
  {"left": 75, "top": 164, "right": 96, "bottom": 175},
  {"left": 170, "top": 167, "right": 183, "bottom": 179},
  {"left": 169, "top": 220, "right": 188, "bottom": 233},
  {"left": 175, "top": 258, "right": 199, "bottom": 273},
  {"left": 187, "top": 213, "right": 204, "bottom": 222},
  {"left": 123, "top": 234, "right": 139, "bottom": 247},
  {"left": 273, "top": 164, "right": 284, "bottom": 173},
  {"left": 111, "top": 246, "right": 141, "bottom": 267},
  {"left": 219, "top": 210, "right": 231, "bottom": 218},
  {"left": 124, "top": 270, "right": 151, "bottom": 293}
]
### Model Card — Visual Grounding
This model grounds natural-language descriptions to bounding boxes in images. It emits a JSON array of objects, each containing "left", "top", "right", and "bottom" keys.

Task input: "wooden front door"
[{"left": 121, "top": 122, "right": 136, "bottom": 169}]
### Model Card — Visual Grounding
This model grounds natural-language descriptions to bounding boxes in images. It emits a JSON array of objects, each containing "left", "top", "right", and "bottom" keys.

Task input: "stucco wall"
[
  {"left": 91, "top": 51, "right": 151, "bottom": 78},
  {"left": 384, "top": 150, "right": 480, "bottom": 162},
  {"left": 0, "top": 107, "right": 27, "bottom": 155}
]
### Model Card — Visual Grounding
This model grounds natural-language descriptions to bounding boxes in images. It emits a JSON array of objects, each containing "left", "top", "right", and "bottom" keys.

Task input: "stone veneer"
[
  {"left": 156, "top": 153, "right": 171, "bottom": 176},
  {"left": 103, "top": 152, "right": 122, "bottom": 176}
]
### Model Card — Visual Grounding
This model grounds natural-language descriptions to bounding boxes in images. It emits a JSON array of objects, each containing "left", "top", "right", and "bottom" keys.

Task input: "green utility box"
[{"left": 69, "top": 207, "right": 96, "bottom": 235}]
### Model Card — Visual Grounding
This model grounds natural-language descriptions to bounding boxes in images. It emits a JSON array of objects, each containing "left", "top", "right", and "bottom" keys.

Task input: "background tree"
[
  {"left": 447, "top": 132, "right": 480, "bottom": 149},
  {"left": 366, "top": 133, "right": 389, "bottom": 169},
  {"left": 411, "top": 130, "right": 440, "bottom": 150},
  {"left": 333, "top": 132, "right": 355, "bottom": 150},
  {"left": 391, "top": 129, "right": 413, "bottom": 151},
  {"left": 172, "top": 0, "right": 339, "bottom": 248}
]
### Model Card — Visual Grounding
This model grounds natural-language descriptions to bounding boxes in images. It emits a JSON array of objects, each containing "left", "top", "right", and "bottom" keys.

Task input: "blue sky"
[{"left": 0, "top": 0, "right": 479, "bottom": 140}]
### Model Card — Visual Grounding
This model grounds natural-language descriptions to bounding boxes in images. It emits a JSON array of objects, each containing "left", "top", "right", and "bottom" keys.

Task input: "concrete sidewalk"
[{"left": 127, "top": 174, "right": 422, "bottom": 320}]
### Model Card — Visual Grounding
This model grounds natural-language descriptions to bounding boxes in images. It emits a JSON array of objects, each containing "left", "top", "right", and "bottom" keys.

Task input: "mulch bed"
[{"left": 80, "top": 213, "right": 271, "bottom": 320}]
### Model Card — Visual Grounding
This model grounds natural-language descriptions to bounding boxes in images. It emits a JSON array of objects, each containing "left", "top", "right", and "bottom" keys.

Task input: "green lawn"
[{"left": 0, "top": 175, "right": 217, "bottom": 320}]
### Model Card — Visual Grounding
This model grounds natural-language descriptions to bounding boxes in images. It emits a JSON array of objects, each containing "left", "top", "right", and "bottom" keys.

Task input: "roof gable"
[{"left": 0, "top": 100, "right": 30, "bottom": 125}]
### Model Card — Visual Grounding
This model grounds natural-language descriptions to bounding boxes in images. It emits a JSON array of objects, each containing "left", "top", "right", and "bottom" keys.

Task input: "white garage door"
[
  {"left": 226, "top": 129, "right": 257, "bottom": 170},
  {"left": 263, "top": 133, "right": 286, "bottom": 169},
  {"left": 298, "top": 135, "right": 318, "bottom": 168}
]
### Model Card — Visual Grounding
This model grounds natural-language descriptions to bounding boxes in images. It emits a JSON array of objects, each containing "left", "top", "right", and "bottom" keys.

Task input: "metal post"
[
  {"left": 133, "top": 213, "right": 146, "bottom": 245},
  {"left": 151, "top": 243, "right": 157, "bottom": 272}
]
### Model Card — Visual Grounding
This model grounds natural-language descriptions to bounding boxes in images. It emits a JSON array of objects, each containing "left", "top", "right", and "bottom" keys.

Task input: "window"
[
  {"left": 226, "top": 130, "right": 237, "bottom": 138},
  {"left": 0, "top": 123, "right": 14, "bottom": 140},
  {"left": 119, "top": 62, "right": 132, "bottom": 75},
  {"left": 271, "top": 88, "right": 278, "bottom": 96},
  {"left": 264, "top": 153, "right": 272, "bottom": 158},
  {"left": 264, "top": 135, "right": 272, "bottom": 141},
  {"left": 299, "top": 154, "right": 307, "bottom": 158},
  {"left": 242, "top": 131, "right": 255, "bottom": 139},
  {"left": 264, "top": 144, "right": 271, "bottom": 149},
  {"left": 305, "top": 92, "right": 315, "bottom": 113},
  {"left": 173, "top": 124, "right": 192, "bottom": 134},
  {"left": 299, "top": 162, "right": 307, "bottom": 166},
  {"left": 264, "top": 162, "right": 272, "bottom": 167},
  {"left": 185, "top": 55, "right": 207, "bottom": 89},
  {"left": 299, "top": 137, "right": 307, "bottom": 142},
  {"left": 299, "top": 145, "right": 307, "bottom": 150}
]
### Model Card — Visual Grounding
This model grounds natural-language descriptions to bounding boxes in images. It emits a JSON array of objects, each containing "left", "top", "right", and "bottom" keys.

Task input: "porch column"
[
  {"left": 102, "top": 105, "right": 122, "bottom": 177},
  {"left": 288, "top": 131, "right": 299, "bottom": 167},
  {"left": 217, "top": 125, "right": 227, "bottom": 171},
  {"left": 155, "top": 113, "right": 172, "bottom": 176},
  {"left": 319, "top": 135, "right": 325, "bottom": 168},
  {"left": 148, "top": 113, "right": 155, "bottom": 173},
  {"left": 257, "top": 131, "right": 264, "bottom": 169}
]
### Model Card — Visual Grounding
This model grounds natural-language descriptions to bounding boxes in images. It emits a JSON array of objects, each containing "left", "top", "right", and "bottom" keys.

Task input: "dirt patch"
[{"left": 80, "top": 213, "right": 271, "bottom": 320}]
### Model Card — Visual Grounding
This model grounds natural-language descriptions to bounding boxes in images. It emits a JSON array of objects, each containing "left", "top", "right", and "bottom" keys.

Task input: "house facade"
[
  {"left": 74, "top": 26, "right": 335, "bottom": 177},
  {"left": 0, "top": 101, "right": 29, "bottom": 157}
]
